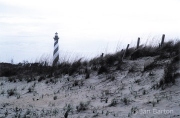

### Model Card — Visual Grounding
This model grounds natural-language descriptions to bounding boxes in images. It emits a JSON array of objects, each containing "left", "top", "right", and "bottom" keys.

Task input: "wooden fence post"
[
  {"left": 122, "top": 44, "right": 130, "bottom": 61},
  {"left": 101, "top": 53, "right": 104, "bottom": 58},
  {"left": 136, "top": 37, "right": 140, "bottom": 49},
  {"left": 161, "top": 34, "right": 165, "bottom": 47}
]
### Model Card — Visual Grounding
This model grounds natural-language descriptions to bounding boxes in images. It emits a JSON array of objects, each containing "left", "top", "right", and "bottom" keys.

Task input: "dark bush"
[
  {"left": 82, "top": 61, "right": 88, "bottom": 67},
  {"left": 98, "top": 65, "right": 108, "bottom": 75},
  {"left": 144, "top": 62, "right": 160, "bottom": 71},
  {"left": 72, "top": 80, "right": 83, "bottom": 87},
  {"left": 38, "top": 76, "right": 45, "bottom": 82},
  {"left": 53, "top": 96, "right": 57, "bottom": 100},
  {"left": 91, "top": 65, "right": 98, "bottom": 71},
  {"left": 104, "top": 51, "right": 123, "bottom": 66},
  {"left": 68, "top": 59, "right": 82, "bottom": 76},
  {"left": 173, "top": 41, "right": 180, "bottom": 54},
  {"left": 161, "top": 41, "right": 174, "bottom": 52},
  {"left": 158, "top": 79, "right": 165, "bottom": 89},
  {"left": 76, "top": 101, "right": 90, "bottom": 112},
  {"left": 164, "top": 64, "right": 176, "bottom": 85},
  {"left": 85, "top": 72, "right": 90, "bottom": 79},
  {"left": 109, "top": 99, "right": 118, "bottom": 107},
  {"left": 89, "top": 57, "right": 101, "bottom": 66},
  {"left": 106, "top": 74, "right": 115, "bottom": 81},
  {"left": 28, "top": 87, "right": 34, "bottom": 93},
  {"left": 8, "top": 77, "right": 16, "bottom": 82},
  {"left": 125, "top": 47, "right": 136, "bottom": 58},
  {"left": 84, "top": 68, "right": 90, "bottom": 79},
  {"left": 104, "top": 54, "right": 117, "bottom": 66},
  {"left": 58, "top": 62, "right": 71, "bottom": 75},
  {"left": 50, "top": 78, "right": 54, "bottom": 83},
  {"left": 26, "top": 77, "right": 32, "bottom": 83},
  {"left": 45, "top": 80, "right": 49, "bottom": 84},
  {"left": 122, "top": 97, "right": 129, "bottom": 105},
  {"left": 159, "top": 41, "right": 180, "bottom": 59},
  {"left": 172, "top": 54, "right": 180, "bottom": 63},
  {"left": 131, "top": 46, "right": 159, "bottom": 60},
  {"left": 1, "top": 69, "right": 17, "bottom": 77},
  {"left": 7, "top": 88, "right": 16, "bottom": 96}
]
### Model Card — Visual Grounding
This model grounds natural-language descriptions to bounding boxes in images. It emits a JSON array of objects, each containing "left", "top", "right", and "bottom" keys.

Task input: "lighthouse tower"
[{"left": 53, "top": 32, "right": 59, "bottom": 66}]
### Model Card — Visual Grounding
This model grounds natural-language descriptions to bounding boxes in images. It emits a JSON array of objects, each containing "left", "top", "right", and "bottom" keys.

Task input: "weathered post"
[
  {"left": 122, "top": 44, "right": 130, "bottom": 61},
  {"left": 161, "top": 34, "right": 165, "bottom": 47},
  {"left": 101, "top": 53, "right": 104, "bottom": 58},
  {"left": 136, "top": 37, "right": 140, "bottom": 49}
]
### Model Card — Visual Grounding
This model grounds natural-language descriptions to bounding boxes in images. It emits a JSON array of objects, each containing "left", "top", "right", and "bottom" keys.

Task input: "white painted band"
[{"left": 53, "top": 51, "right": 59, "bottom": 60}]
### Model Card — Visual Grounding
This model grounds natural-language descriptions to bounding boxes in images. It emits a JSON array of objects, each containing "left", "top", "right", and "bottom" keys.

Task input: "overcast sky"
[{"left": 0, "top": 0, "right": 180, "bottom": 63}]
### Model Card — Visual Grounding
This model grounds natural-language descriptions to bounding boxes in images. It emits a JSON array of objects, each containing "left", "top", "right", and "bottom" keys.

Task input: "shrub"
[
  {"left": 53, "top": 96, "right": 57, "bottom": 100},
  {"left": 57, "top": 62, "right": 70, "bottom": 74},
  {"left": 144, "top": 62, "right": 158, "bottom": 71},
  {"left": 98, "top": 65, "right": 108, "bottom": 75},
  {"left": 172, "top": 54, "right": 180, "bottom": 63},
  {"left": 121, "top": 97, "right": 130, "bottom": 105},
  {"left": 131, "top": 106, "right": 138, "bottom": 115},
  {"left": 158, "top": 60, "right": 177, "bottom": 89},
  {"left": 125, "top": 47, "right": 136, "bottom": 58},
  {"left": 109, "top": 98, "right": 118, "bottom": 107},
  {"left": 38, "top": 76, "right": 45, "bottom": 82},
  {"left": 76, "top": 101, "right": 90, "bottom": 112},
  {"left": 72, "top": 80, "right": 83, "bottom": 87},
  {"left": 131, "top": 46, "right": 159, "bottom": 60},
  {"left": 104, "top": 54, "right": 117, "bottom": 66},
  {"left": 63, "top": 104, "right": 73, "bottom": 118},
  {"left": 161, "top": 41, "right": 175, "bottom": 52},
  {"left": 164, "top": 64, "right": 176, "bottom": 85},
  {"left": 89, "top": 57, "right": 101, "bottom": 66},
  {"left": 0, "top": 82, "right": 3, "bottom": 86},
  {"left": 16, "top": 94, "right": 20, "bottom": 99},
  {"left": 142, "top": 90, "right": 146, "bottom": 95},
  {"left": 25, "top": 77, "right": 33, "bottom": 83},
  {"left": 73, "top": 80, "right": 79, "bottom": 86},
  {"left": 128, "top": 66, "right": 136, "bottom": 73},
  {"left": 1, "top": 90, "right": 5, "bottom": 95},
  {"left": 8, "top": 77, "right": 16, "bottom": 82},
  {"left": 68, "top": 59, "right": 82, "bottom": 76},
  {"left": 82, "top": 60, "right": 88, "bottom": 67},
  {"left": 84, "top": 68, "right": 90, "bottom": 79},
  {"left": 173, "top": 41, "right": 180, "bottom": 54},
  {"left": 85, "top": 72, "right": 90, "bottom": 79},
  {"left": 7, "top": 88, "right": 17, "bottom": 97},
  {"left": 116, "top": 60, "right": 123, "bottom": 70},
  {"left": 104, "top": 51, "right": 123, "bottom": 66},
  {"left": 158, "top": 41, "right": 180, "bottom": 59},
  {"left": 134, "top": 79, "right": 141, "bottom": 84},
  {"left": 28, "top": 87, "right": 34, "bottom": 93},
  {"left": 158, "top": 79, "right": 165, "bottom": 90},
  {"left": 1, "top": 68, "right": 17, "bottom": 77},
  {"left": 50, "top": 78, "right": 55, "bottom": 84},
  {"left": 45, "top": 80, "right": 49, "bottom": 84},
  {"left": 106, "top": 74, "right": 115, "bottom": 81},
  {"left": 101, "top": 90, "right": 110, "bottom": 96}
]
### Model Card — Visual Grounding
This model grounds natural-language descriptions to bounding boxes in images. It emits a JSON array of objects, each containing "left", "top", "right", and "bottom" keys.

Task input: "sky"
[{"left": 0, "top": 0, "right": 180, "bottom": 64}]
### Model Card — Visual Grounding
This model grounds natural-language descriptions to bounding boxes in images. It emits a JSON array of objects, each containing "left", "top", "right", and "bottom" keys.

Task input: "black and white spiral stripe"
[{"left": 53, "top": 34, "right": 59, "bottom": 65}]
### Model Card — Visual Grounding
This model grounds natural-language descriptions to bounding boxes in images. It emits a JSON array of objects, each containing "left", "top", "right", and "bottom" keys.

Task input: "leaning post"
[
  {"left": 136, "top": 37, "right": 140, "bottom": 49},
  {"left": 161, "top": 34, "right": 165, "bottom": 47},
  {"left": 122, "top": 44, "right": 130, "bottom": 61}
]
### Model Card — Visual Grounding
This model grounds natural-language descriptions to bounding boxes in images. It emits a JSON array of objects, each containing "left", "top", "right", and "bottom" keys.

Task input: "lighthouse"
[{"left": 53, "top": 32, "right": 59, "bottom": 66}]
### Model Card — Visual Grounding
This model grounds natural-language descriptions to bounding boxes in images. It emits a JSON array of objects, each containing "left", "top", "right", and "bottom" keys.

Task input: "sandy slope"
[{"left": 0, "top": 57, "right": 180, "bottom": 118}]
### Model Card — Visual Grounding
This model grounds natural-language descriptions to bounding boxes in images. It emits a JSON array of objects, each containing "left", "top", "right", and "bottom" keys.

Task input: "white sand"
[{"left": 0, "top": 57, "right": 179, "bottom": 118}]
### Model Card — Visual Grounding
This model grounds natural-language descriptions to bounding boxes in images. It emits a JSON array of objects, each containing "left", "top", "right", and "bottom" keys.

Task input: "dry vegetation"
[{"left": 0, "top": 39, "right": 179, "bottom": 117}]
